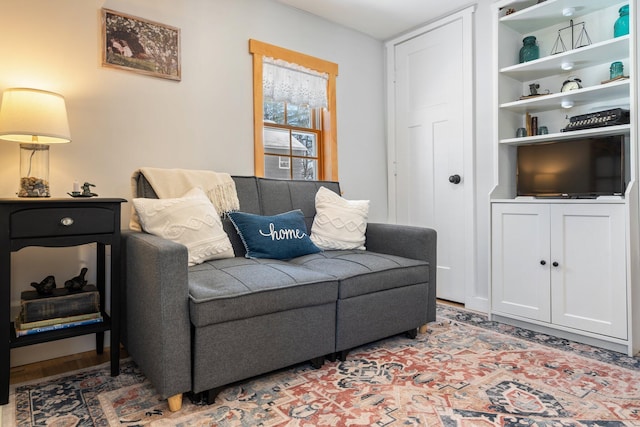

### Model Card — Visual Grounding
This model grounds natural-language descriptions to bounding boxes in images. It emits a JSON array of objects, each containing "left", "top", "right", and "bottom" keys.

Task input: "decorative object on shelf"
[
  {"left": 519, "top": 36, "right": 539, "bottom": 63},
  {"left": 531, "top": 116, "right": 538, "bottom": 135},
  {"left": 20, "top": 285, "right": 100, "bottom": 323},
  {"left": 610, "top": 61, "right": 624, "bottom": 80},
  {"left": 516, "top": 127, "right": 527, "bottom": 138},
  {"left": 82, "top": 182, "right": 98, "bottom": 197},
  {"left": 614, "top": 5, "right": 629, "bottom": 38},
  {"left": 529, "top": 83, "right": 540, "bottom": 95},
  {"left": 69, "top": 182, "right": 98, "bottom": 197},
  {"left": 562, "top": 108, "right": 630, "bottom": 132},
  {"left": 0, "top": 88, "right": 72, "bottom": 197},
  {"left": 65, "top": 267, "right": 89, "bottom": 292},
  {"left": 30, "top": 275, "right": 57, "bottom": 296},
  {"left": 551, "top": 20, "right": 591, "bottom": 55},
  {"left": 561, "top": 76, "right": 582, "bottom": 92},
  {"left": 538, "top": 126, "right": 549, "bottom": 135}
]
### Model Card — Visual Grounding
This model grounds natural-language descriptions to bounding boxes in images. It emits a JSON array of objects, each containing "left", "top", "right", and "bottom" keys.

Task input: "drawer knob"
[{"left": 60, "top": 217, "right": 74, "bottom": 226}]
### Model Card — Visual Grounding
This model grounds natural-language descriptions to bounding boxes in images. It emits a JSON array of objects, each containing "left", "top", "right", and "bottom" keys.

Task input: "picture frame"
[{"left": 101, "top": 8, "right": 181, "bottom": 81}]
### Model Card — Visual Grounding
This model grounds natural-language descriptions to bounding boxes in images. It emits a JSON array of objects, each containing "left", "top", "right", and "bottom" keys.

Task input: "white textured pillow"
[
  {"left": 310, "top": 186, "right": 369, "bottom": 250},
  {"left": 133, "top": 187, "right": 234, "bottom": 266}
]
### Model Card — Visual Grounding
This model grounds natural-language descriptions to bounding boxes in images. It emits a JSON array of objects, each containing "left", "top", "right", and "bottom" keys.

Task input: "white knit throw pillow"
[
  {"left": 310, "top": 186, "right": 369, "bottom": 250},
  {"left": 133, "top": 187, "right": 234, "bottom": 265}
]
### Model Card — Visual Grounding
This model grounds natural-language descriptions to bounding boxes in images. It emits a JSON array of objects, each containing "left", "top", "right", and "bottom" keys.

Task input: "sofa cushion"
[
  {"left": 188, "top": 257, "right": 338, "bottom": 327},
  {"left": 290, "top": 250, "right": 429, "bottom": 299},
  {"left": 310, "top": 186, "right": 369, "bottom": 250},
  {"left": 257, "top": 178, "right": 341, "bottom": 231},
  {"left": 228, "top": 210, "right": 321, "bottom": 259},
  {"left": 132, "top": 187, "right": 234, "bottom": 266}
]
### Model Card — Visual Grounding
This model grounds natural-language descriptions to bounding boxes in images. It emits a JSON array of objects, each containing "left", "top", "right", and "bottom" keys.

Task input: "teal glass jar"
[
  {"left": 614, "top": 5, "right": 629, "bottom": 38},
  {"left": 519, "top": 36, "right": 539, "bottom": 63},
  {"left": 610, "top": 61, "right": 624, "bottom": 79}
]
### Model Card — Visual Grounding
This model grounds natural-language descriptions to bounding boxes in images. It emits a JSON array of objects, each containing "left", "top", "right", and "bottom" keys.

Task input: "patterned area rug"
[{"left": 4, "top": 304, "right": 640, "bottom": 426}]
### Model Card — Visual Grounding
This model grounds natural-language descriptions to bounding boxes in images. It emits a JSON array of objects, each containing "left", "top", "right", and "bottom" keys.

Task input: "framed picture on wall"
[{"left": 101, "top": 8, "right": 181, "bottom": 81}]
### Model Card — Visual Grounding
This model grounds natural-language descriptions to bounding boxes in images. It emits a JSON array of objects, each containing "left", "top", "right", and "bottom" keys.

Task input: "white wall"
[{"left": 1, "top": 0, "right": 387, "bottom": 365}]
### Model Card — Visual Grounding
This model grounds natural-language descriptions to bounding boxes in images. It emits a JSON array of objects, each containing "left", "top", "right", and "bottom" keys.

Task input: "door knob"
[
  {"left": 540, "top": 260, "right": 546, "bottom": 265},
  {"left": 449, "top": 174, "right": 461, "bottom": 184},
  {"left": 552, "top": 262, "right": 559, "bottom": 267}
]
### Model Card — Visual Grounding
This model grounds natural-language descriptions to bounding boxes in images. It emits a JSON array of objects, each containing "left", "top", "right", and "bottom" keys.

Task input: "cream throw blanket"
[{"left": 129, "top": 167, "right": 240, "bottom": 231}]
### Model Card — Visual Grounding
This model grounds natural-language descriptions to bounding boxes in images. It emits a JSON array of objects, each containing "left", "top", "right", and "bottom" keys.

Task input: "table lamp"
[{"left": 0, "top": 88, "right": 71, "bottom": 197}]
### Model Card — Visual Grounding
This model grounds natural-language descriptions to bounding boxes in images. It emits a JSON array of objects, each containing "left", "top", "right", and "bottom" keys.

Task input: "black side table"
[{"left": 0, "top": 198, "right": 125, "bottom": 405}]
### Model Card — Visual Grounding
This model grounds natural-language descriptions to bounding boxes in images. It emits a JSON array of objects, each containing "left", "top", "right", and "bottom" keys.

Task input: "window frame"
[{"left": 249, "top": 39, "right": 339, "bottom": 181}]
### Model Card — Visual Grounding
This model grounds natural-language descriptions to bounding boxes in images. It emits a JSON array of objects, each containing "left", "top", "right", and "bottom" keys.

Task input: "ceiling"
[{"left": 275, "top": 0, "right": 473, "bottom": 40}]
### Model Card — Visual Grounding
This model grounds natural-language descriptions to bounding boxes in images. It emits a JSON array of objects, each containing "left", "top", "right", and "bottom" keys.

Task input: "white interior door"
[{"left": 388, "top": 9, "right": 474, "bottom": 303}]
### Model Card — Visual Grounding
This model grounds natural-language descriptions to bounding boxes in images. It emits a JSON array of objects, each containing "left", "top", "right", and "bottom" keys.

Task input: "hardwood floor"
[{"left": 9, "top": 347, "right": 127, "bottom": 384}]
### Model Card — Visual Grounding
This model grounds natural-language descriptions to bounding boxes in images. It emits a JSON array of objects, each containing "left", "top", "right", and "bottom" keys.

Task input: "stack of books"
[{"left": 14, "top": 285, "right": 102, "bottom": 337}]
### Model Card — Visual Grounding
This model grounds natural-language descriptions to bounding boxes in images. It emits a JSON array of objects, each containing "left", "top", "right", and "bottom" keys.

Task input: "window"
[
  {"left": 249, "top": 39, "right": 339, "bottom": 181},
  {"left": 264, "top": 101, "right": 320, "bottom": 180}
]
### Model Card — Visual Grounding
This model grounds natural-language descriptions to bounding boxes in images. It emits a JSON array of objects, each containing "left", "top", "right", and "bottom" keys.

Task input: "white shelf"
[
  {"left": 500, "top": 0, "right": 622, "bottom": 34},
  {"left": 500, "top": 36, "right": 629, "bottom": 81},
  {"left": 500, "top": 79, "right": 630, "bottom": 113},
  {"left": 499, "top": 124, "right": 631, "bottom": 145},
  {"left": 492, "top": 197, "right": 626, "bottom": 204}
]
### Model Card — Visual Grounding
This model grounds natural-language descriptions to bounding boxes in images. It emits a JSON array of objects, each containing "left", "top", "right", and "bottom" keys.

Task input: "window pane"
[
  {"left": 293, "top": 158, "right": 317, "bottom": 180},
  {"left": 263, "top": 126, "right": 291, "bottom": 155},
  {"left": 286, "top": 104, "right": 311, "bottom": 128},
  {"left": 264, "top": 154, "right": 290, "bottom": 179},
  {"left": 292, "top": 131, "right": 317, "bottom": 157},
  {"left": 264, "top": 101, "right": 285, "bottom": 124}
]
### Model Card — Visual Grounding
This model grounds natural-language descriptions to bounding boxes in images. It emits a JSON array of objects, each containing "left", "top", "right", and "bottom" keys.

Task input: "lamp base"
[
  {"left": 19, "top": 143, "right": 50, "bottom": 197},
  {"left": 19, "top": 176, "right": 50, "bottom": 197}
]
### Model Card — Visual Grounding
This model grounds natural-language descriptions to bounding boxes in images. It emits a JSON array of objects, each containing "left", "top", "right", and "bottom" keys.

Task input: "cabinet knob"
[
  {"left": 552, "top": 261, "right": 559, "bottom": 267},
  {"left": 60, "top": 217, "right": 74, "bottom": 226},
  {"left": 540, "top": 260, "right": 546, "bottom": 265}
]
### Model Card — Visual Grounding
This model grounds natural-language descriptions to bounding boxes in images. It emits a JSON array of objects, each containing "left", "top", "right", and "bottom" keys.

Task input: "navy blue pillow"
[{"left": 228, "top": 210, "right": 322, "bottom": 259}]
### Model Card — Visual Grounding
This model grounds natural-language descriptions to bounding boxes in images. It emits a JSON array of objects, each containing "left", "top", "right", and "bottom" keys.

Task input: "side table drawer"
[{"left": 11, "top": 207, "right": 115, "bottom": 238}]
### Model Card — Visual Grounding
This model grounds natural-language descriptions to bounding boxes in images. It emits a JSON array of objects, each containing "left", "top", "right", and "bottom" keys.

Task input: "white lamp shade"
[{"left": 0, "top": 88, "right": 71, "bottom": 144}]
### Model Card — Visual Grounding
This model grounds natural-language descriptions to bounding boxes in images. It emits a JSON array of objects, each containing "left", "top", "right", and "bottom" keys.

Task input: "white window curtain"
[{"left": 263, "top": 57, "right": 328, "bottom": 108}]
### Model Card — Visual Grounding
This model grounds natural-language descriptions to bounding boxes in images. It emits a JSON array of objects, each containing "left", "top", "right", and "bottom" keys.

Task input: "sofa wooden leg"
[
  {"left": 405, "top": 328, "right": 418, "bottom": 339},
  {"left": 337, "top": 349, "right": 349, "bottom": 361},
  {"left": 167, "top": 393, "right": 183, "bottom": 412},
  {"left": 419, "top": 324, "right": 428, "bottom": 334}
]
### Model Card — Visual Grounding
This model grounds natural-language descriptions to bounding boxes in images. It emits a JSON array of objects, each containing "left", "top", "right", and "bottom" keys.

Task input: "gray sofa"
[{"left": 122, "top": 175, "right": 437, "bottom": 411}]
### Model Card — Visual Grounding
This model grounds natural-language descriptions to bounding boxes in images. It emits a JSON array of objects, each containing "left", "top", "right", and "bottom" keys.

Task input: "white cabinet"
[
  {"left": 492, "top": 203, "right": 551, "bottom": 322},
  {"left": 492, "top": 202, "right": 627, "bottom": 340},
  {"left": 490, "top": 0, "right": 637, "bottom": 355}
]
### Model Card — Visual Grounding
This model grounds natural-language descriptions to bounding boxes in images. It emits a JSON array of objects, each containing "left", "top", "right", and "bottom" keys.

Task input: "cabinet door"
[
  {"left": 492, "top": 203, "right": 550, "bottom": 321},
  {"left": 550, "top": 204, "right": 627, "bottom": 339}
]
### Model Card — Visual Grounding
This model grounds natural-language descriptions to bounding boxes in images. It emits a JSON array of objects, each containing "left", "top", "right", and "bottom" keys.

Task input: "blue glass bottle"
[
  {"left": 614, "top": 5, "right": 629, "bottom": 38},
  {"left": 519, "top": 36, "right": 539, "bottom": 63}
]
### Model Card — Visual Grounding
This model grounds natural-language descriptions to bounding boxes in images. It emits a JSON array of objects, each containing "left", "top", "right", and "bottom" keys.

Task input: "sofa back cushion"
[
  {"left": 133, "top": 173, "right": 341, "bottom": 257},
  {"left": 257, "top": 178, "right": 341, "bottom": 231}
]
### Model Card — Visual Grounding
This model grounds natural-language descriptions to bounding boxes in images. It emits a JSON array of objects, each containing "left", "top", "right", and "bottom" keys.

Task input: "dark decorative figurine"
[
  {"left": 31, "top": 275, "right": 57, "bottom": 295},
  {"left": 65, "top": 267, "right": 88, "bottom": 292},
  {"left": 68, "top": 182, "right": 98, "bottom": 197},
  {"left": 81, "top": 182, "right": 98, "bottom": 197}
]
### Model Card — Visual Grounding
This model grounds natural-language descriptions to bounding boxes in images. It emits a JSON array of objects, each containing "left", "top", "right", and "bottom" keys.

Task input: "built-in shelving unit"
[{"left": 490, "top": 0, "right": 638, "bottom": 357}]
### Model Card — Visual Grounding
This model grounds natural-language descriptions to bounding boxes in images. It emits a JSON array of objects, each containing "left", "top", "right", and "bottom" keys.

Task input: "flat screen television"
[{"left": 517, "top": 136, "right": 625, "bottom": 198}]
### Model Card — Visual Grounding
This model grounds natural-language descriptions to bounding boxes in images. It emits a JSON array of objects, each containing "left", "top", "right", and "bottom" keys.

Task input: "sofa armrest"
[
  {"left": 365, "top": 222, "right": 437, "bottom": 321},
  {"left": 121, "top": 231, "right": 192, "bottom": 399}
]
